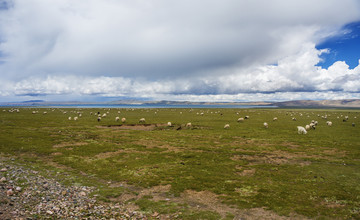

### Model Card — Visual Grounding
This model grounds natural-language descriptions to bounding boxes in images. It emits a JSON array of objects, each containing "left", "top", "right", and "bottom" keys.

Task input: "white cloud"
[{"left": 0, "top": 0, "right": 360, "bottom": 101}]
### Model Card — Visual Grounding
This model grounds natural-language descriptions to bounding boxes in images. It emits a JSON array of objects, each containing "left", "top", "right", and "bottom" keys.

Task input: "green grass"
[{"left": 1, "top": 107, "right": 360, "bottom": 219}]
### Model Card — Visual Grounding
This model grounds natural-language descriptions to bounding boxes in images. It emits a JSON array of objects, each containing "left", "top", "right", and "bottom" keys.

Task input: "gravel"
[{"left": 0, "top": 157, "right": 146, "bottom": 219}]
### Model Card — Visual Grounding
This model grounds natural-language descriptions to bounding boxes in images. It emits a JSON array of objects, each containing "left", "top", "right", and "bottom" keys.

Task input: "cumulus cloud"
[{"left": 0, "top": 0, "right": 360, "bottom": 101}]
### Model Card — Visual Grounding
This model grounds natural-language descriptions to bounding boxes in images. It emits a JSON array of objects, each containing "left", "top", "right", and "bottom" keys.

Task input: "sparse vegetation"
[{"left": 1, "top": 107, "right": 360, "bottom": 219}]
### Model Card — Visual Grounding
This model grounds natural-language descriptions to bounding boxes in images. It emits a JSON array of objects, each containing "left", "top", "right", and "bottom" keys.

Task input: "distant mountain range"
[
  {"left": 1, "top": 99, "right": 360, "bottom": 108},
  {"left": 275, "top": 99, "right": 360, "bottom": 108}
]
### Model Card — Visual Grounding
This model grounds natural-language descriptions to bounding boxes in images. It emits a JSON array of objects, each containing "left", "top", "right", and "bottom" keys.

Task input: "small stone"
[
  {"left": 46, "top": 210, "right": 53, "bottom": 215},
  {"left": 152, "top": 212, "right": 159, "bottom": 217},
  {"left": 79, "top": 191, "right": 86, "bottom": 197},
  {"left": 0, "top": 177, "right": 6, "bottom": 182},
  {"left": 0, "top": 168, "right": 8, "bottom": 172},
  {"left": 15, "top": 186, "right": 22, "bottom": 191},
  {"left": 7, "top": 189, "right": 14, "bottom": 196}
]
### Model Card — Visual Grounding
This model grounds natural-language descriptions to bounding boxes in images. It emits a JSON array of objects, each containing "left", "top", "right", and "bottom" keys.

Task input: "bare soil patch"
[
  {"left": 97, "top": 124, "right": 168, "bottom": 131},
  {"left": 236, "top": 166, "right": 256, "bottom": 176},
  {"left": 134, "top": 140, "right": 183, "bottom": 153},
  {"left": 94, "top": 149, "right": 147, "bottom": 159},
  {"left": 231, "top": 150, "right": 313, "bottom": 166},
  {"left": 110, "top": 183, "right": 307, "bottom": 219},
  {"left": 53, "top": 142, "right": 88, "bottom": 148}
]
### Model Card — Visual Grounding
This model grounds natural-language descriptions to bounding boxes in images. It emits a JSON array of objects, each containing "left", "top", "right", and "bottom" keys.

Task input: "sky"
[{"left": 1, "top": 0, "right": 360, "bottom": 103}]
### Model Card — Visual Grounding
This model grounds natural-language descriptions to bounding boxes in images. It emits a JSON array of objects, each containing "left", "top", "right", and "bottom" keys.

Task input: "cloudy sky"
[{"left": 1, "top": 0, "right": 360, "bottom": 102}]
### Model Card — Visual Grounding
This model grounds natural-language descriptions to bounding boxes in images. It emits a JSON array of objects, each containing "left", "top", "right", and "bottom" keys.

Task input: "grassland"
[{"left": 1, "top": 107, "right": 360, "bottom": 219}]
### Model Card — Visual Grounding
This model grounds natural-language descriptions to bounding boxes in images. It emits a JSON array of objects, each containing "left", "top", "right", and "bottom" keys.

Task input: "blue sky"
[
  {"left": 317, "top": 21, "right": 360, "bottom": 69},
  {"left": 0, "top": 0, "right": 360, "bottom": 102}
]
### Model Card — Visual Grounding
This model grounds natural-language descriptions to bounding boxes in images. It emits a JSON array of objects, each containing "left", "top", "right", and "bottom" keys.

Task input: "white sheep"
[
  {"left": 237, "top": 118, "right": 244, "bottom": 122},
  {"left": 292, "top": 117, "right": 297, "bottom": 121},
  {"left": 273, "top": 117, "right": 278, "bottom": 121},
  {"left": 309, "top": 122, "right": 316, "bottom": 129},
  {"left": 115, "top": 117, "right": 120, "bottom": 122},
  {"left": 97, "top": 117, "right": 101, "bottom": 122},
  {"left": 305, "top": 125, "right": 310, "bottom": 130},
  {"left": 297, "top": 126, "right": 307, "bottom": 134},
  {"left": 167, "top": 122, "right": 172, "bottom": 127},
  {"left": 263, "top": 122, "right": 268, "bottom": 128},
  {"left": 186, "top": 122, "right": 192, "bottom": 128},
  {"left": 74, "top": 116, "right": 78, "bottom": 121},
  {"left": 326, "top": 121, "right": 332, "bottom": 126},
  {"left": 68, "top": 117, "right": 72, "bottom": 120},
  {"left": 139, "top": 118, "right": 146, "bottom": 123},
  {"left": 245, "top": 116, "right": 250, "bottom": 119},
  {"left": 121, "top": 117, "right": 126, "bottom": 123},
  {"left": 224, "top": 124, "right": 230, "bottom": 129},
  {"left": 102, "top": 113, "right": 107, "bottom": 118}
]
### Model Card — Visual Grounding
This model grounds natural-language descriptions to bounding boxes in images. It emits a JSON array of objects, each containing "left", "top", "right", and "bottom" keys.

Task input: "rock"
[
  {"left": 15, "top": 186, "right": 22, "bottom": 192},
  {"left": 0, "top": 177, "right": 6, "bottom": 182},
  {"left": 7, "top": 189, "right": 14, "bottom": 196},
  {"left": 0, "top": 168, "right": 8, "bottom": 172},
  {"left": 79, "top": 191, "right": 86, "bottom": 197},
  {"left": 152, "top": 212, "right": 159, "bottom": 217},
  {"left": 46, "top": 210, "right": 53, "bottom": 215}
]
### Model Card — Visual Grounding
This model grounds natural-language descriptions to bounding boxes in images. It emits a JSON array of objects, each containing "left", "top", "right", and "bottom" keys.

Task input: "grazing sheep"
[
  {"left": 292, "top": 117, "right": 297, "bottom": 121},
  {"left": 68, "top": 117, "right": 72, "bottom": 120},
  {"left": 43, "top": 111, "right": 47, "bottom": 114},
  {"left": 115, "top": 117, "right": 120, "bottom": 122},
  {"left": 273, "top": 117, "right": 278, "bottom": 121},
  {"left": 224, "top": 124, "right": 230, "bottom": 129},
  {"left": 139, "top": 118, "right": 146, "bottom": 123},
  {"left": 167, "top": 122, "right": 172, "bottom": 127},
  {"left": 326, "top": 121, "right": 332, "bottom": 126},
  {"left": 263, "top": 122, "right": 268, "bottom": 128},
  {"left": 305, "top": 125, "right": 310, "bottom": 130},
  {"left": 74, "top": 117, "right": 78, "bottom": 121},
  {"left": 121, "top": 117, "right": 126, "bottom": 123},
  {"left": 245, "top": 116, "right": 250, "bottom": 119},
  {"left": 102, "top": 113, "right": 107, "bottom": 118},
  {"left": 352, "top": 123, "right": 355, "bottom": 127},
  {"left": 97, "top": 117, "right": 101, "bottom": 122},
  {"left": 237, "top": 118, "right": 244, "bottom": 122},
  {"left": 297, "top": 126, "right": 307, "bottom": 134},
  {"left": 309, "top": 123, "right": 316, "bottom": 129},
  {"left": 186, "top": 122, "right": 192, "bottom": 128}
]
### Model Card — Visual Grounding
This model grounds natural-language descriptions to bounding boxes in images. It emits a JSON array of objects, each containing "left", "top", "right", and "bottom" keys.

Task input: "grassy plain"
[{"left": 0, "top": 107, "right": 360, "bottom": 219}]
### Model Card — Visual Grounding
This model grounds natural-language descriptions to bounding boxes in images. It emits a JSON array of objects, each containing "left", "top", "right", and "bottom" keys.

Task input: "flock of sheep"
[{"left": 2, "top": 108, "right": 358, "bottom": 134}]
